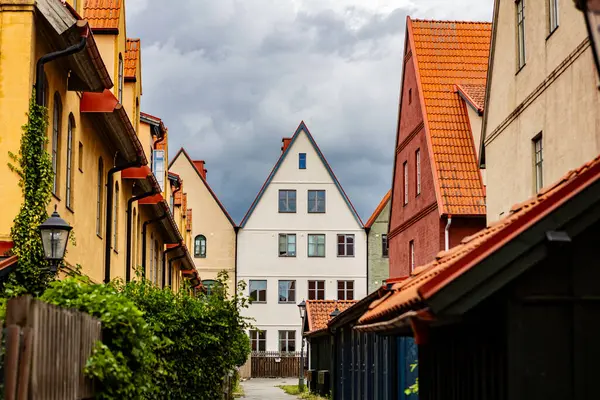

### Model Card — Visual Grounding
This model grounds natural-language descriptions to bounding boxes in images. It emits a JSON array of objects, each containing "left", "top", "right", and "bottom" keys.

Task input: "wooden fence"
[
  {"left": 250, "top": 351, "right": 303, "bottom": 378},
  {"left": 2, "top": 296, "right": 102, "bottom": 400},
  {"left": 238, "top": 357, "right": 251, "bottom": 380}
]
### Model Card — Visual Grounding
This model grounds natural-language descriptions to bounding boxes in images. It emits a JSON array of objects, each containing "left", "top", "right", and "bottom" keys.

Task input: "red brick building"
[{"left": 388, "top": 18, "right": 491, "bottom": 278}]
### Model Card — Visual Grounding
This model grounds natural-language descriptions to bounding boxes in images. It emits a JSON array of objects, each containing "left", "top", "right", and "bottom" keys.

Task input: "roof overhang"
[
  {"left": 81, "top": 90, "right": 147, "bottom": 164},
  {"left": 140, "top": 112, "right": 167, "bottom": 138},
  {"left": 36, "top": 0, "right": 112, "bottom": 91},
  {"left": 122, "top": 166, "right": 161, "bottom": 194},
  {"left": 138, "top": 199, "right": 181, "bottom": 244}
]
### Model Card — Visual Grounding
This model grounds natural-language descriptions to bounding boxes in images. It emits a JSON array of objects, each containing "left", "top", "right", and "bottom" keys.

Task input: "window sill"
[
  {"left": 78, "top": 168, "right": 83, "bottom": 173},
  {"left": 66, "top": 205, "right": 74, "bottom": 214},
  {"left": 52, "top": 193, "right": 61, "bottom": 201},
  {"left": 278, "top": 211, "right": 297, "bottom": 214},
  {"left": 278, "top": 302, "right": 296, "bottom": 305},
  {"left": 308, "top": 256, "right": 326, "bottom": 258},
  {"left": 250, "top": 301, "right": 267, "bottom": 304},
  {"left": 97, "top": 234, "right": 103, "bottom": 240},
  {"left": 546, "top": 26, "right": 559, "bottom": 41},
  {"left": 308, "top": 211, "right": 326, "bottom": 214},
  {"left": 337, "top": 255, "right": 355, "bottom": 258},
  {"left": 279, "top": 255, "right": 297, "bottom": 258},
  {"left": 516, "top": 63, "right": 526, "bottom": 76}
]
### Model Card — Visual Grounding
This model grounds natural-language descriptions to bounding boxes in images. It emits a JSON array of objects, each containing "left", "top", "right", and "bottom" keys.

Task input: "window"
[
  {"left": 278, "top": 280, "right": 296, "bottom": 303},
  {"left": 153, "top": 150, "right": 165, "bottom": 192},
  {"left": 548, "top": 0, "right": 559, "bottom": 33},
  {"left": 249, "top": 280, "right": 267, "bottom": 303},
  {"left": 279, "top": 330, "right": 296, "bottom": 353},
  {"left": 78, "top": 142, "right": 83, "bottom": 172},
  {"left": 299, "top": 153, "right": 306, "bottom": 169},
  {"left": 337, "top": 280, "right": 354, "bottom": 300},
  {"left": 403, "top": 161, "right": 408, "bottom": 205},
  {"left": 408, "top": 88, "right": 412, "bottom": 105},
  {"left": 534, "top": 134, "right": 543, "bottom": 193},
  {"left": 409, "top": 240, "right": 415, "bottom": 271},
  {"left": 52, "top": 92, "right": 62, "bottom": 195},
  {"left": 118, "top": 53, "right": 124, "bottom": 103},
  {"left": 517, "top": 0, "right": 526, "bottom": 69},
  {"left": 416, "top": 149, "right": 421, "bottom": 195},
  {"left": 308, "top": 234, "right": 326, "bottom": 257},
  {"left": 279, "top": 234, "right": 296, "bottom": 257},
  {"left": 337, "top": 234, "right": 355, "bottom": 257},
  {"left": 66, "top": 115, "right": 75, "bottom": 208},
  {"left": 308, "top": 190, "right": 326, "bottom": 213},
  {"left": 279, "top": 190, "right": 297, "bottom": 213},
  {"left": 194, "top": 235, "right": 206, "bottom": 258},
  {"left": 382, "top": 234, "right": 389, "bottom": 257},
  {"left": 202, "top": 280, "right": 218, "bottom": 295},
  {"left": 113, "top": 182, "right": 119, "bottom": 251},
  {"left": 250, "top": 330, "right": 266, "bottom": 352},
  {"left": 308, "top": 280, "right": 325, "bottom": 300},
  {"left": 96, "top": 158, "right": 104, "bottom": 236}
]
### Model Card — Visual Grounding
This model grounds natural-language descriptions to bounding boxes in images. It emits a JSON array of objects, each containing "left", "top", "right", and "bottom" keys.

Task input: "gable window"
[
  {"left": 66, "top": 114, "right": 75, "bottom": 209},
  {"left": 250, "top": 330, "right": 266, "bottom": 352},
  {"left": 194, "top": 235, "right": 207, "bottom": 258},
  {"left": 548, "top": 0, "right": 559, "bottom": 33},
  {"left": 337, "top": 234, "right": 355, "bottom": 257},
  {"left": 409, "top": 240, "right": 415, "bottom": 271},
  {"left": 403, "top": 161, "right": 408, "bottom": 205},
  {"left": 308, "top": 280, "right": 325, "bottom": 300},
  {"left": 249, "top": 280, "right": 267, "bottom": 303},
  {"left": 382, "top": 234, "right": 389, "bottom": 257},
  {"left": 308, "top": 190, "right": 326, "bottom": 213},
  {"left": 299, "top": 153, "right": 306, "bottom": 169},
  {"left": 533, "top": 134, "right": 543, "bottom": 193},
  {"left": 113, "top": 182, "right": 119, "bottom": 251},
  {"left": 279, "top": 234, "right": 296, "bottom": 257},
  {"left": 308, "top": 234, "right": 325, "bottom": 257},
  {"left": 278, "top": 280, "right": 296, "bottom": 303},
  {"left": 52, "top": 92, "right": 62, "bottom": 195},
  {"left": 279, "top": 330, "right": 296, "bottom": 353},
  {"left": 517, "top": 0, "right": 526, "bottom": 69},
  {"left": 118, "top": 53, "right": 124, "bottom": 103},
  {"left": 96, "top": 158, "right": 104, "bottom": 236},
  {"left": 153, "top": 150, "right": 165, "bottom": 192},
  {"left": 416, "top": 149, "right": 421, "bottom": 196},
  {"left": 279, "top": 190, "right": 297, "bottom": 213},
  {"left": 337, "top": 280, "right": 354, "bottom": 300}
]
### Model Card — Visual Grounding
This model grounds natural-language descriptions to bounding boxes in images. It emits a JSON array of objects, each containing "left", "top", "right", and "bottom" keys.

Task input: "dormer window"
[{"left": 299, "top": 153, "right": 306, "bottom": 169}]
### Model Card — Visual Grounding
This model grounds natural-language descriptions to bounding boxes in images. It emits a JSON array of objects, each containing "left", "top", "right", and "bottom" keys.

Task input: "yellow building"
[
  {"left": 482, "top": 0, "right": 600, "bottom": 221},
  {"left": 169, "top": 149, "right": 237, "bottom": 296},
  {"left": 0, "top": 0, "right": 200, "bottom": 289}
]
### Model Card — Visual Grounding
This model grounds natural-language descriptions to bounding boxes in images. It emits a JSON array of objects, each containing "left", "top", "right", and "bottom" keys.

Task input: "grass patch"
[
  {"left": 233, "top": 379, "right": 245, "bottom": 398},
  {"left": 277, "top": 385, "right": 330, "bottom": 399}
]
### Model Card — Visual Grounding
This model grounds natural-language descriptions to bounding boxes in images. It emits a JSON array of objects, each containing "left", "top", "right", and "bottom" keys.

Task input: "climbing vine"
[
  {"left": 404, "top": 361, "right": 419, "bottom": 396},
  {"left": 6, "top": 94, "right": 55, "bottom": 296}
]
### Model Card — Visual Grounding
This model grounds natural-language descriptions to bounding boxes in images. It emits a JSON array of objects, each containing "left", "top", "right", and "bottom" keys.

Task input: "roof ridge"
[{"left": 411, "top": 18, "right": 492, "bottom": 25}]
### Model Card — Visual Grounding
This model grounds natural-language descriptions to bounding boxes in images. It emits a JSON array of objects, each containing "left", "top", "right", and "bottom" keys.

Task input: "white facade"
[{"left": 237, "top": 123, "right": 367, "bottom": 352}]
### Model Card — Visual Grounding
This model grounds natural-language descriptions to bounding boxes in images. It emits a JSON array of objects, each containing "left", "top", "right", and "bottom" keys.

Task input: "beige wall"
[{"left": 484, "top": 0, "right": 600, "bottom": 221}]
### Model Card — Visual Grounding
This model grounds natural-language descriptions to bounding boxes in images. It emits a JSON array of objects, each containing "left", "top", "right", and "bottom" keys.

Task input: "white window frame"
[
  {"left": 416, "top": 149, "right": 421, "bottom": 195},
  {"left": 534, "top": 134, "right": 543, "bottom": 193},
  {"left": 279, "top": 234, "right": 296, "bottom": 257},
  {"left": 278, "top": 280, "right": 296, "bottom": 304},
  {"left": 517, "top": 0, "right": 526, "bottom": 69},
  {"left": 548, "top": 0, "right": 559, "bottom": 33},
  {"left": 403, "top": 161, "right": 409, "bottom": 205},
  {"left": 409, "top": 240, "right": 415, "bottom": 271},
  {"left": 337, "top": 234, "right": 355, "bottom": 257},
  {"left": 153, "top": 149, "right": 165, "bottom": 192},
  {"left": 250, "top": 330, "right": 266, "bottom": 352},
  {"left": 337, "top": 280, "right": 354, "bottom": 300},
  {"left": 308, "top": 234, "right": 326, "bottom": 257},
  {"left": 278, "top": 330, "right": 296, "bottom": 353},
  {"left": 308, "top": 280, "right": 325, "bottom": 300}
]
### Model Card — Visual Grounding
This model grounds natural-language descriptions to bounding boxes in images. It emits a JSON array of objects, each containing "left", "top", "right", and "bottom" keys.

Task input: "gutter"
[
  {"left": 168, "top": 255, "right": 186, "bottom": 289},
  {"left": 163, "top": 244, "right": 183, "bottom": 288},
  {"left": 126, "top": 188, "right": 158, "bottom": 282},
  {"left": 444, "top": 215, "right": 452, "bottom": 251},
  {"left": 141, "top": 211, "right": 168, "bottom": 279}
]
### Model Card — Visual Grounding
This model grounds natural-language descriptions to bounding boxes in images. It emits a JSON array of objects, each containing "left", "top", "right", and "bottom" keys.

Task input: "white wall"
[{"left": 238, "top": 129, "right": 367, "bottom": 351}]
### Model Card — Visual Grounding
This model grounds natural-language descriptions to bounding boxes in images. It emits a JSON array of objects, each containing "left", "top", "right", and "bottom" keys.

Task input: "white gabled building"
[{"left": 238, "top": 121, "right": 367, "bottom": 353}]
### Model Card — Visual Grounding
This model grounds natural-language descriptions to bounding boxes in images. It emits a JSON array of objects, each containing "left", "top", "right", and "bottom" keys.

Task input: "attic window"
[
  {"left": 408, "top": 88, "right": 412, "bottom": 105},
  {"left": 299, "top": 153, "right": 306, "bottom": 169}
]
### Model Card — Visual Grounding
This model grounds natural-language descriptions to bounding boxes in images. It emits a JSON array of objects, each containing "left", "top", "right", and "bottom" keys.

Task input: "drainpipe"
[
  {"left": 163, "top": 244, "right": 182, "bottom": 288},
  {"left": 104, "top": 156, "right": 143, "bottom": 283},
  {"left": 444, "top": 215, "right": 452, "bottom": 251},
  {"left": 168, "top": 255, "right": 186, "bottom": 289},
  {"left": 234, "top": 226, "right": 240, "bottom": 296},
  {"left": 126, "top": 189, "right": 158, "bottom": 282},
  {"left": 36, "top": 23, "right": 88, "bottom": 106},
  {"left": 141, "top": 211, "right": 167, "bottom": 279},
  {"left": 365, "top": 227, "right": 370, "bottom": 294}
]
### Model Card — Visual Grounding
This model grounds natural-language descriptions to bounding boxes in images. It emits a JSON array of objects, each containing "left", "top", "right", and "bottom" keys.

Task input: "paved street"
[{"left": 240, "top": 378, "right": 298, "bottom": 399}]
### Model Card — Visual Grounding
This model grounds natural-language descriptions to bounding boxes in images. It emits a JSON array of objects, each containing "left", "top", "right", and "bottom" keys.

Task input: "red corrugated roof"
[
  {"left": 359, "top": 154, "right": 600, "bottom": 325},
  {"left": 306, "top": 300, "right": 357, "bottom": 333},
  {"left": 410, "top": 18, "right": 491, "bottom": 216},
  {"left": 83, "top": 0, "right": 121, "bottom": 31},
  {"left": 365, "top": 190, "right": 391, "bottom": 228},
  {"left": 124, "top": 38, "right": 140, "bottom": 80}
]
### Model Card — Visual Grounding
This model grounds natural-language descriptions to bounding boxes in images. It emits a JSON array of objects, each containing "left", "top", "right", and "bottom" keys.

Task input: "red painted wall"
[{"left": 438, "top": 216, "right": 487, "bottom": 250}]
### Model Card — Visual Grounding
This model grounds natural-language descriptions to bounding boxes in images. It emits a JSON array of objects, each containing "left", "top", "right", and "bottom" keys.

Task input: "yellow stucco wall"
[{"left": 484, "top": 0, "right": 600, "bottom": 221}]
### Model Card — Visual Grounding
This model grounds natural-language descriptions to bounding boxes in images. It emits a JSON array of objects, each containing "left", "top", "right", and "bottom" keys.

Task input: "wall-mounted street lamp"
[
  {"left": 576, "top": 0, "right": 600, "bottom": 78},
  {"left": 39, "top": 206, "right": 72, "bottom": 273},
  {"left": 297, "top": 299, "right": 307, "bottom": 392}
]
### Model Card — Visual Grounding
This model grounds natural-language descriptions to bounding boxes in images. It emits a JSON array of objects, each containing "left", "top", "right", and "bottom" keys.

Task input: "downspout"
[
  {"left": 141, "top": 211, "right": 167, "bottom": 279},
  {"left": 36, "top": 24, "right": 88, "bottom": 106},
  {"left": 234, "top": 226, "right": 240, "bottom": 295},
  {"left": 126, "top": 188, "right": 158, "bottom": 282},
  {"left": 444, "top": 215, "right": 452, "bottom": 251},
  {"left": 365, "top": 227, "right": 370, "bottom": 294},
  {"left": 168, "top": 255, "right": 186, "bottom": 289},
  {"left": 104, "top": 155, "right": 143, "bottom": 283},
  {"left": 163, "top": 244, "right": 182, "bottom": 288}
]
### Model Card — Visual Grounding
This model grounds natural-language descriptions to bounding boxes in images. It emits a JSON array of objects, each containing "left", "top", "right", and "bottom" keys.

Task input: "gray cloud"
[{"left": 127, "top": 0, "right": 493, "bottom": 223}]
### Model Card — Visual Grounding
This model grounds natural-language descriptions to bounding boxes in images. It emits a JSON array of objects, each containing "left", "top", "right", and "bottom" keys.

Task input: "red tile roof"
[
  {"left": 365, "top": 190, "right": 391, "bottom": 228},
  {"left": 83, "top": 0, "right": 121, "bottom": 31},
  {"left": 456, "top": 84, "right": 486, "bottom": 113},
  {"left": 124, "top": 38, "right": 140, "bottom": 80},
  {"left": 410, "top": 18, "right": 491, "bottom": 216},
  {"left": 306, "top": 300, "right": 357, "bottom": 333},
  {"left": 359, "top": 154, "right": 600, "bottom": 325}
]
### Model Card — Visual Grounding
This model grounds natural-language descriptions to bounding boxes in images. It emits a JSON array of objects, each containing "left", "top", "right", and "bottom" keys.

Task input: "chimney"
[
  {"left": 281, "top": 137, "right": 292, "bottom": 153},
  {"left": 193, "top": 160, "right": 207, "bottom": 180}
]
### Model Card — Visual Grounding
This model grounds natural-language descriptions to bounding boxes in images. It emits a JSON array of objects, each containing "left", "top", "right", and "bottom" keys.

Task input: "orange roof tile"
[
  {"left": 124, "top": 39, "right": 140, "bottom": 80},
  {"left": 83, "top": 0, "right": 121, "bottom": 31},
  {"left": 306, "top": 300, "right": 357, "bottom": 333},
  {"left": 411, "top": 19, "right": 491, "bottom": 216},
  {"left": 456, "top": 84, "right": 486, "bottom": 113},
  {"left": 365, "top": 190, "right": 391, "bottom": 228},
  {"left": 359, "top": 153, "right": 600, "bottom": 325}
]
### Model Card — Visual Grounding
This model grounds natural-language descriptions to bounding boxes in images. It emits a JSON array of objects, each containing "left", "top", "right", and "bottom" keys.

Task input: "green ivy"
[
  {"left": 6, "top": 94, "right": 55, "bottom": 296},
  {"left": 404, "top": 361, "right": 419, "bottom": 396}
]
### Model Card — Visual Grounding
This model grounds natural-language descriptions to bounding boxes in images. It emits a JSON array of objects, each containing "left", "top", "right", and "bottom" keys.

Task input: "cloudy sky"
[{"left": 126, "top": 0, "right": 493, "bottom": 223}]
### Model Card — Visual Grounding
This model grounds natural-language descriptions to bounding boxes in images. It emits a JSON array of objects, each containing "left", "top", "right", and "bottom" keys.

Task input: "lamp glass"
[
  {"left": 41, "top": 228, "right": 70, "bottom": 261},
  {"left": 297, "top": 300, "right": 306, "bottom": 319}
]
